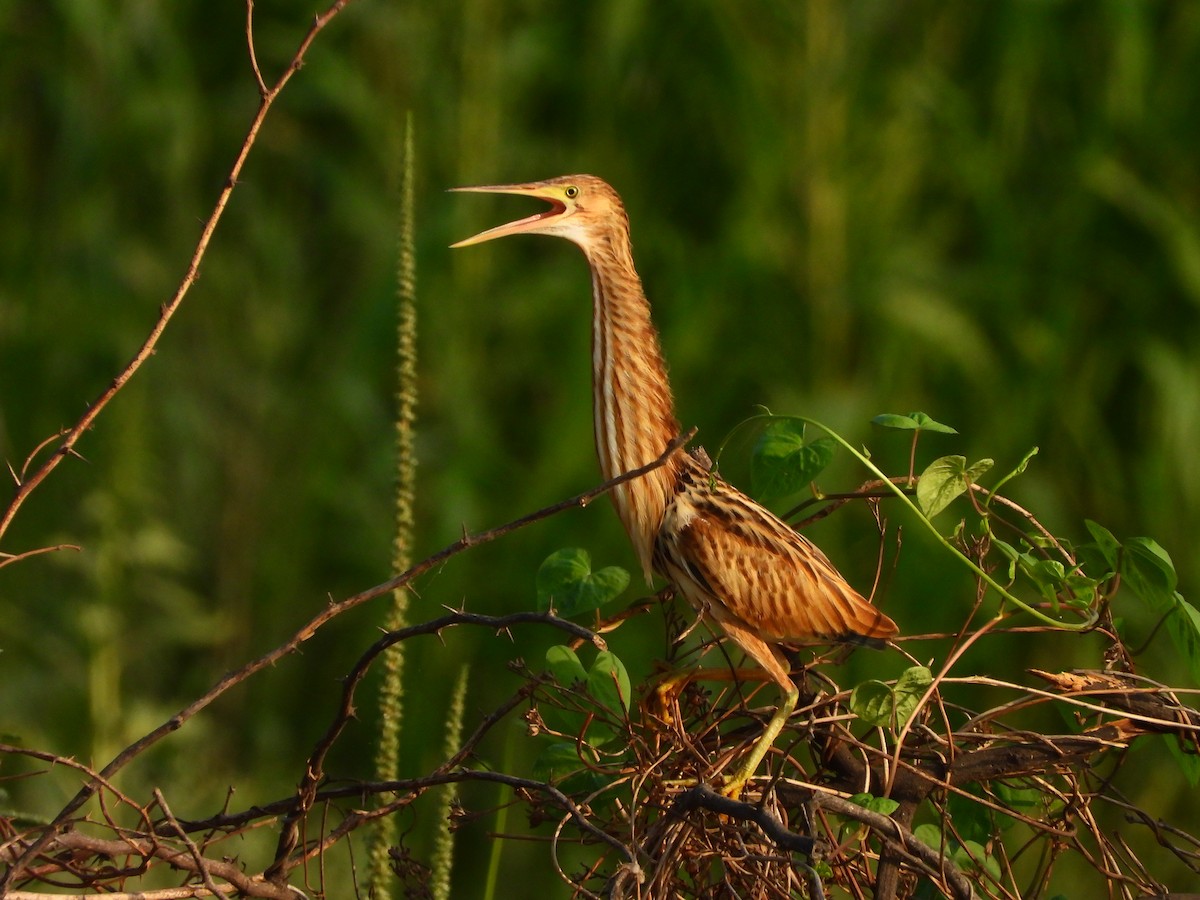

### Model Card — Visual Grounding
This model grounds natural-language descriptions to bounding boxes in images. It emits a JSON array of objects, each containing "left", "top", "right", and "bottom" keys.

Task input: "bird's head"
[{"left": 450, "top": 174, "right": 625, "bottom": 252}]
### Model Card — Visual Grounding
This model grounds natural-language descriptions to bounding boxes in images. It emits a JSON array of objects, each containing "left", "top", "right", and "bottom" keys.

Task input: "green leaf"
[
  {"left": 1018, "top": 553, "right": 1067, "bottom": 603},
  {"left": 1063, "top": 573, "right": 1099, "bottom": 609},
  {"left": 953, "top": 840, "right": 1001, "bottom": 880},
  {"left": 1163, "top": 732, "right": 1200, "bottom": 788},
  {"left": 913, "top": 823, "right": 944, "bottom": 850},
  {"left": 947, "top": 788, "right": 995, "bottom": 844},
  {"left": 1166, "top": 594, "right": 1200, "bottom": 686},
  {"left": 532, "top": 740, "right": 587, "bottom": 781},
  {"left": 545, "top": 645, "right": 587, "bottom": 687},
  {"left": 916, "top": 455, "right": 993, "bottom": 518},
  {"left": 536, "top": 548, "right": 630, "bottom": 617},
  {"left": 1084, "top": 519, "right": 1121, "bottom": 570},
  {"left": 994, "top": 782, "right": 1041, "bottom": 811},
  {"left": 1116, "top": 537, "right": 1200, "bottom": 682},
  {"left": 850, "top": 667, "right": 931, "bottom": 728},
  {"left": 984, "top": 446, "right": 1039, "bottom": 503},
  {"left": 812, "top": 861, "right": 834, "bottom": 880},
  {"left": 893, "top": 666, "right": 933, "bottom": 726},
  {"left": 751, "top": 419, "right": 836, "bottom": 501},
  {"left": 536, "top": 700, "right": 587, "bottom": 744},
  {"left": 871, "top": 411, "right": 958, "bottom": 434},
  {"left": 587, "top": 651, "right": 632, "bottom": 714},
  {"left": 990, "top": 538, "right": 1020, "bottom": 582},
  {"left": 533, "top": 744, "right": 616, "bottom": 799},
  {"left": 850, "top": 792, "right": 900, "bottom": 815},
  {"left": 1122, "top": 537, "right": 1178, "bottom": 604},
  {"left": 849, "top": 680, "right": 894, "bottom": 727}
]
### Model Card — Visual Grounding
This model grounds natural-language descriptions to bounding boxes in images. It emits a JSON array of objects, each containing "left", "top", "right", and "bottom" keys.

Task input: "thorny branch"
[
  {"left": 5, "top": 5, "right": 1200, "bottom": 900},
  {"left": 6, "top": 520, "right": 1200, "bottom": 899},
  {"left": 0, "top": 0, "right": 354, "bottom": 549}
]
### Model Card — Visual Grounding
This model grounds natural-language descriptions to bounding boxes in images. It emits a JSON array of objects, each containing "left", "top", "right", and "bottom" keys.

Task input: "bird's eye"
[{"left": 564, "top": 185, "right": 579, "bottom": 199}]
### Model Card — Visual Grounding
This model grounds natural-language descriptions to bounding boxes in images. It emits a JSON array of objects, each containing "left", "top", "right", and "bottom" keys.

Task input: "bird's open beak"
[{"left": 449, "top": 182, "right": 567, "bottom": 248}]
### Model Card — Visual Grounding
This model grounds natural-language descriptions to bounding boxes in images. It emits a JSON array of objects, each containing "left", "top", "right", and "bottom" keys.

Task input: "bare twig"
[
  {"left": 265, "top": 611, "right": 600, "bottom": 879},
  {"left": 1, "top": 433, "right": 689, "bottom": 889},
  {"left": 0, "top": 542, "right": 81, "bottom": 570},
  {"left": 0, "top": 0, "right": 354, "bottom": 549},
  {"left": 154, "top": 788, "right": 224, "bottom": 898},
  {"left": 245, "top": 0, "right": 269, "bottom": 96},
  {"left": 2, "top": 832, "right": 298, "bottom": 899},
  {"left": 788, "top": 787, "right": 975, "bottom": 900}
]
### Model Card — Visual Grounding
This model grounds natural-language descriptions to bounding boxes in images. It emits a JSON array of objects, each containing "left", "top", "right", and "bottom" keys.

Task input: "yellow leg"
[
  {"left": 651, "top": 670, "right": 795, "bottom": 796},
  {"left": 720, "top": 684, "right": 799, "bottom": 798}
]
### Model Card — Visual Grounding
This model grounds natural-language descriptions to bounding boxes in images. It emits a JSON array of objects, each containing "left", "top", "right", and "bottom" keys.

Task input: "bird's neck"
[{"left": 583, "top": 232, "right": 683, "bottom": 582}]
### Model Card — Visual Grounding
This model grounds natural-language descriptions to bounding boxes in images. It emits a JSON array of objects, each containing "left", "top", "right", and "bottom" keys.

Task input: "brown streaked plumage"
[{"left": 452, "top": 174, "right": 898, "bottom": 793}]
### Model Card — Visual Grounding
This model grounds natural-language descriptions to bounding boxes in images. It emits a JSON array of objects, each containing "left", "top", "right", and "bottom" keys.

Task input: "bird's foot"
[
  {"left": 719, "top": 773, "right": 750, "bottom": 799},
  {"left": 649, "top": 668, "right": 692, "bottom": 726}
]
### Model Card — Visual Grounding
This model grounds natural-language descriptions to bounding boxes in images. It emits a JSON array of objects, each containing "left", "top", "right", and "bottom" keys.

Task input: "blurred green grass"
[{"left": 2, "top": 1, "right": 1199, "bottom": 894}]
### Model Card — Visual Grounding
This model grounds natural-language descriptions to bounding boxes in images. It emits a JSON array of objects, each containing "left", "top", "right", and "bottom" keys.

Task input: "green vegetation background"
[{"left": 2, "top": 1, "right": 1199, "bottom": 894}]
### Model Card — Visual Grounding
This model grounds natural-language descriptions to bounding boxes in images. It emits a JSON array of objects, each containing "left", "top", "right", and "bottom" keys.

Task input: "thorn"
[{"left": 6, "top": 459, "right": 19, "bottom": 486}]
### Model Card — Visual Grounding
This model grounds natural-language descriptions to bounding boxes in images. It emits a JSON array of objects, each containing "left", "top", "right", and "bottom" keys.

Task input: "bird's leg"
[
  {"left": 721, "top": 682, "right": 799, "bottom": 798},
  {"left": 697, "top": 621, "right": 801, "bottom": 796}
]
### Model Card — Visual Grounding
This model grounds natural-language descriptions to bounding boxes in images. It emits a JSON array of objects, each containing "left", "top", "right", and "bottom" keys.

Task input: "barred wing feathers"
[{"left": 657, "top": 470, "right": 897, "bottom": 648}]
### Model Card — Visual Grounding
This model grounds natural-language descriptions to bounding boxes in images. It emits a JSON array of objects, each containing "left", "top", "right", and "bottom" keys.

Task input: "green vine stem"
[{"left": 793, "top": 416, "right": 1097, "bottom": 631}]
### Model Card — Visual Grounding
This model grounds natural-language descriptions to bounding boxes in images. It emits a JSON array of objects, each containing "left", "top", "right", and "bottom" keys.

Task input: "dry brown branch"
[
  {"left": 0, "top": 429, "right": 689, "bottom": 891},
  {"left": 0, "top": 0, "right": 353, "bottom": 549},
  {"left": 153, "top": 789, "right": 224, "bottom": 898},
  {"left": 264, "top": 611, "right": 602, "bottom": 880},
  {"left": 7, "top": 568, "right": 1200, "bottom": 897},
  {"left": 0, "top": 543, "right": 81, "bottom": 570},
  {"left": 3, "top": 9, "right": 1196, "bottom": 891},
  {"left": 2, "top": 831, "right": 298, "bottom": 899}
]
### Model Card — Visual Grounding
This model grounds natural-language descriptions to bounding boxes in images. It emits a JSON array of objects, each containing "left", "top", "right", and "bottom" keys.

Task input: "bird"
[{"left": 452, "top": 174, "right": 898, "bottom": 795}]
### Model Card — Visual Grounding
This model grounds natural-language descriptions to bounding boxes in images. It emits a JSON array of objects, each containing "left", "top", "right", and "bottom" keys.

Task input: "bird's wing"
[{"left": 659, "top": 478, "right": 897, "bottom": 645}]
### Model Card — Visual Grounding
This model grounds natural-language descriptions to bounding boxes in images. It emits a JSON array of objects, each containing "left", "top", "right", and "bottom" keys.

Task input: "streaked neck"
[{"left": 583, "top": 231, "right": 682, "bottom": 581}]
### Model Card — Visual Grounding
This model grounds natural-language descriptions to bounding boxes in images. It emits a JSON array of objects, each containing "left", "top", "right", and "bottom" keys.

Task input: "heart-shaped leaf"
[
  {"left": 892, "top": 665, "right": 933, "bottom": 725},
  {"left": 536, "top": 548, "right": 630, "bottom": 617},
  {"left": 1084, "top": 519, "right": 1121, "bottom": 568},
  {"left": 751, "top": 418, "right": 836, "bottom": 501},
  {"left": 849, "top": 680, "right": 894, "bottom": 727},
  {"left": 916, "top": 455, "right": 993, "bottom": 519},
  {"left": 545, "top": 645, "right": 587, "bottom": 688},
  {"left": 587, "top": 650, "right": 632, "bottom": 714},
  {"left": 851, "top": 666, "right": 932, "bottom": 728},
  {"left": 1122, "top": 536, "right": 1178, "bottom": 602}
]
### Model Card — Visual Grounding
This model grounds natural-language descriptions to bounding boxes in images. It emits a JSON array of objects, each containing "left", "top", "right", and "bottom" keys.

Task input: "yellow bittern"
[{"left": 452, "top": 174, "right": 898, "bottom": 795}]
